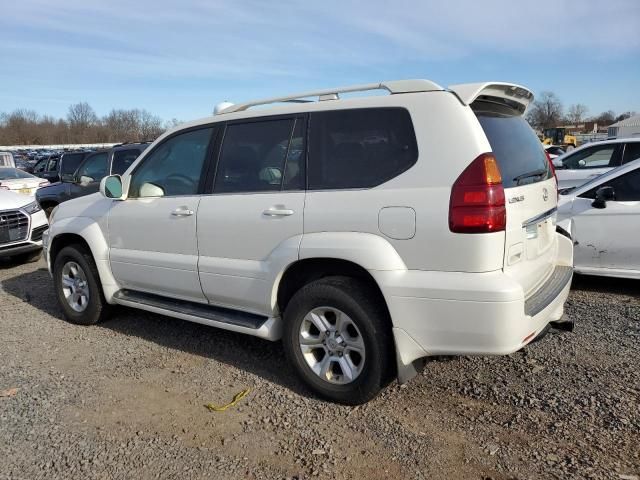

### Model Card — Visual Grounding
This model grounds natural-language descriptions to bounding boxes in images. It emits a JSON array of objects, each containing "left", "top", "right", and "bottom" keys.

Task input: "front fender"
[{"left": 48, "top": 216, "right": 120, "bottom": 303}]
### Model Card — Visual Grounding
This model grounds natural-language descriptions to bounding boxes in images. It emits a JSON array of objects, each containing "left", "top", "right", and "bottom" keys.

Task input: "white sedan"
[
  {"left": 0, "top": 189, "right": 49, "bottom": 262},
  {"left": 0, "top": 167, "right": 50, "bottom": 196},
  {"left": 557, "top": 158, "right": 640, "bottom": 279}
]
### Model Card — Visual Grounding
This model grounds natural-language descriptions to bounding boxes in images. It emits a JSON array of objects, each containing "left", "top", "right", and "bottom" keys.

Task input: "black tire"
[
  {"left": 53, "top": 244, "right": 110, "bottom": 325},
  {"left": 44, "top": 205, "right": 56, "bottom": 219},
  {"left": 282, "top": 276, "right": 394, "bottom": 405}
]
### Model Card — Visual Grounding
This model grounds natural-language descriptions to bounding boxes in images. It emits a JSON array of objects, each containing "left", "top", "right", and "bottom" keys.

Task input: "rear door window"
[
  {"left": 60, "top": 153, "right": 86, "bottom": 175},
  {"left": 112, "top": 148, "right": 143, "bottom": 175},
  {"left": 214, "top": 118, "right": 299, "bottom": 193},
  {"left": 622, "top": 142, "right": 640, "bottom": 164},
  {"left": 473, "top": 101, "right": 550, "bottom": 188},
  {"left": 307, "top": 108, "right": 418, "bottom": 190}
]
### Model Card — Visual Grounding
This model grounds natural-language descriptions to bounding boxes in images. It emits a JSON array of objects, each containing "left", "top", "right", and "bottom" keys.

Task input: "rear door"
[
  {"left": 197, "top": 115, "right": 306, "bottom": 315},
  {"left": 473, "top": 101, "right": 558, "bottom": 297}
]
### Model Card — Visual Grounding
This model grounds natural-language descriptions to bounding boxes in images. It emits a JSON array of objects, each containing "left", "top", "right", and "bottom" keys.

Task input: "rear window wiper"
[{"left": 513, "top": 168, "right": 547, "bottom": 185}]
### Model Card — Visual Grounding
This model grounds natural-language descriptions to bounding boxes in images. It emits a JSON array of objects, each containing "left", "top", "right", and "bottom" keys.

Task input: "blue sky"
[{"left": 1, "top": 0, "right": 639, "bottom": 122}]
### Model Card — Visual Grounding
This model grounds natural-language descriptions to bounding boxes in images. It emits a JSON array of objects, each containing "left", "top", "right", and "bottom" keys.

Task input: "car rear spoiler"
[{"left": 448, "top": 82, "right": 534, "bottom": 114}]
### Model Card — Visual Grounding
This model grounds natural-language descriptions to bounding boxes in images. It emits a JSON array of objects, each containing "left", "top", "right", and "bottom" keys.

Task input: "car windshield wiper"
[{"left": 513, "top": 168, "right": 547, "bottom": 185}]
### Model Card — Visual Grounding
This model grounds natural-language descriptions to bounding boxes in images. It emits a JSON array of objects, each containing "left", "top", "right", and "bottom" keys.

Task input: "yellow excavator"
[{"left": 542, "top": 128, "right": 578, "bottom": 150}]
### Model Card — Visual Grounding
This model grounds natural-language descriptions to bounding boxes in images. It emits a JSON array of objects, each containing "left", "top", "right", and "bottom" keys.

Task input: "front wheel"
[
  {"left": 282, "top": 276, "right": 394, "bottom": 405},
  {"left": 53, "top": 244, "right": 110, "bottom": 325}
]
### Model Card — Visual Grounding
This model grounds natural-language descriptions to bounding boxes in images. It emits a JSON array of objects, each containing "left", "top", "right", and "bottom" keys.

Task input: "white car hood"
[{"left": 0, "top": 189, "right": 33, "bottom": 210}]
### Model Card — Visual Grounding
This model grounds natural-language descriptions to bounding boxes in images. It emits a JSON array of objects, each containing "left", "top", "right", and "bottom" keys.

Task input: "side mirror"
[
  {"left": 100, "top": 175, "right": 123, "bottom": 199},
  {"left": 578, "top": 159, "right": 586, "bottom": 167},
  {"left": 591, "top": 186, "right": 615, "bottom": 209},
  {"left": 139, "top": 182, "right": 165, "bottom": 197}
]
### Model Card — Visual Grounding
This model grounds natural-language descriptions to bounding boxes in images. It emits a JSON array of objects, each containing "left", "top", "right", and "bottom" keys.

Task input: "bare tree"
[
  {"left": 615, "top": 111, "right": 636, "bottom": 122},
  {"left": 594, "top": 110, "right": 616, "bottom": 125},
  {"left": 526, "top": 91, "right": 563, "bottom": 129},
  {"left": 67, "top": 102, "right": 98, "bottom": 142},
  {"left": 566, "top": 104, "right": 588, "bottom": 125}
]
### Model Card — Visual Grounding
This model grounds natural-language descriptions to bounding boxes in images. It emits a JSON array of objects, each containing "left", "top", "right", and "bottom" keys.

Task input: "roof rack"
[{"left": 216, "top": 79, "right": 443, "bottom": 114}]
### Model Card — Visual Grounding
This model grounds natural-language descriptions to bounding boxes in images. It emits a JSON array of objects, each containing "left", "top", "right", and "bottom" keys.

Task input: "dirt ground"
[{"left": 1, "top": 257, "right": 639, "bottom": 479}]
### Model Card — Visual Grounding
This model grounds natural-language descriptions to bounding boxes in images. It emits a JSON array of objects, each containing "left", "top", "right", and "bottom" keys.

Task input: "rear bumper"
[{"left": 373, "top": 232, "right": 574, "bottom": 368}]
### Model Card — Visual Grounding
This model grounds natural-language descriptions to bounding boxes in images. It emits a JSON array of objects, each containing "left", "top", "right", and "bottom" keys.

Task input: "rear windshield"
[
  {"left": 474, "top": 101, "right": 551, "bottom": 188},
  {"left": 60, "top": 153, "right": 86, "bottom": 175}
]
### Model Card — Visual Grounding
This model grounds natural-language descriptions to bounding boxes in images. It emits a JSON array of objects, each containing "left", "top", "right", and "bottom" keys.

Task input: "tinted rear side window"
[
  {"left": 308, "top": 108, "right": 418, "bottom": 190},
  {"left": 60, "top": 153, "right": 85, "bottom": 175},
  {"left": 474, "top": 101, "right": 550, "bottom": 188}
]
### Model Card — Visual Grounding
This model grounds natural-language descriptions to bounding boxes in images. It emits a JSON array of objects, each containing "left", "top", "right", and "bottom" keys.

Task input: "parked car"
[
  {"left": 43, "top": 80, "right": 573, "bottom": 404},
  {"left": 0, "top": 152, "right": 16, "bottom": 168},
  {"left": 553, "top": 138, "right": 640, "bottom": 191},
  {"left": 0, "top": 167, "right": 49, "bottom": 196},
  {"left": 557, "top": 158, "right": 640, "bottom": 279},
  {"left": 0, "top": 189, "right": 48, "bottom": 263},
  {"left": 36, "top": 143, "right": 149, "bottom": 216},
  {"left": 33, "top": 151, "right": 90, "bottom": 184}
]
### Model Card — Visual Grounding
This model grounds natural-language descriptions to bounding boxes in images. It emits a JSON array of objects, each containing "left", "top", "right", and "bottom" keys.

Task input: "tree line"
[
  {"left": 526, "top": 91, "right": 635, "bottom": 130},
  {"left": 0, "top": 102, "right": 181, "bottom": 146}
]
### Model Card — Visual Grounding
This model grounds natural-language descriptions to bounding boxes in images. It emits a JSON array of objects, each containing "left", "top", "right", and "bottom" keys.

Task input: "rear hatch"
[
  {"left": 450, "top": 83, "right": 558, "bottom": 297},
  {"left": 475, "top": 101, "right": 557, "bottom": 296}
]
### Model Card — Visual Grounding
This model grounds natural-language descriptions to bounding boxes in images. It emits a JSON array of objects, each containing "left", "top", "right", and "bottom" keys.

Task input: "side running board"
[{"left": 112, "top": 289, "right": 281, "bottom": 341}]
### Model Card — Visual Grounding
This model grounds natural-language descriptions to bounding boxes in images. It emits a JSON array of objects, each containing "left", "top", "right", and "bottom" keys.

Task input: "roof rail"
[{"left": 216, "top": 79, "right": 443, "bottom": 114}]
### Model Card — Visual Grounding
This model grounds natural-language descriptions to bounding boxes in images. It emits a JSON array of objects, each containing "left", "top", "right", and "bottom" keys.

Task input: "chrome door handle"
[
  {"left": 171, "top": 208, "right": 194, "bottom": 216},
  {"left": 263, "top": 207, "right": 294, "bottom": 217}
]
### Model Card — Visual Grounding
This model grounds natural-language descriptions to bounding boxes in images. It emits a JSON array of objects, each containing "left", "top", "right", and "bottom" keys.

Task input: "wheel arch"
[{"left": 48, "top": 218, "right": 120, "bottom": 303}]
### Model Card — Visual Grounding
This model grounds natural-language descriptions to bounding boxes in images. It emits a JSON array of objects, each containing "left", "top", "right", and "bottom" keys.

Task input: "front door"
[
  {"left": 108, "top": 127, "right": 214, "bottom": 302},
  {"left": 557, "top": 143, "right": 623, "bottom": 190},
  {"left": 572, "top": 167, "right": 640, "bottom": 272},
  {"left": 197, "top": 116, "right": 306, "bottom": 315},
  {"left": 66, "top": 151, "right": 109, "bottom": 201}
]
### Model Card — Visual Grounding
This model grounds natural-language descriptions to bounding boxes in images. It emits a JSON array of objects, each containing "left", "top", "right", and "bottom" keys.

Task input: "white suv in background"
[{"left": 43, "top": 80, "right": 573, "bottom": 404}]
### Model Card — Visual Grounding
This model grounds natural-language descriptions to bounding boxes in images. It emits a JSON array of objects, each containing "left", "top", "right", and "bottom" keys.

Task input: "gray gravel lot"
[{"left": 1, "top": 257, "right": 638, "bottom": 479}]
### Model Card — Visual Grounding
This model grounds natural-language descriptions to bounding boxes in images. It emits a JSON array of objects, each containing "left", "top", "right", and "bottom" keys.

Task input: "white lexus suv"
[{"left": 43, "top": 80, "right": 574, "bottom": 404}]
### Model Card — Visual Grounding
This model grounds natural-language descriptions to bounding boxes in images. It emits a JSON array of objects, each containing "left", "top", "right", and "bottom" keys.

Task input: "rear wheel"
[
  {"left": 53, "top": 244, "right": 110, "bottom": 325},
  {"left": 282, "top": 276, "right": 394, "bottom": 404}
]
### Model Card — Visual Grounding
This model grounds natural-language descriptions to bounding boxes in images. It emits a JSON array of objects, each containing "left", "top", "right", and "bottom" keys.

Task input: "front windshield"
[{"left": 0, "top": 167, "right": 35, "bottom": 180}]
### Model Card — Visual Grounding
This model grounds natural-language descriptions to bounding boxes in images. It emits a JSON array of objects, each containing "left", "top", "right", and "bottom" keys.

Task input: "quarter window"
[
  {"left": 622, "top": 143, "right": 640, "bottom": 164},
  {"left": 307, "top": 108, "right": 418, "bottom": 190},
  {"left": 214, "top": 118, "right": 297, "bottom": 193},
  {"left": 129, "top": 128, "right": 212, "bottom": 198}
]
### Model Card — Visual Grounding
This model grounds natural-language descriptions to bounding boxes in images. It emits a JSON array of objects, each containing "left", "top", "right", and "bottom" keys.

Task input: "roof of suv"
[
  {"left": 164, "top": 79, "right": 534, "bottom": 139},
  {"left": 112, "top": 142, "right": 152, "bottom": 151}
]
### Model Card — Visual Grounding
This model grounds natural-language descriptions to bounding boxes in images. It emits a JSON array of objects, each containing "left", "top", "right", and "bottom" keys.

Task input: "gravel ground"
[{"left": 0, "top": 257, "right": 638, "bottom": 480}]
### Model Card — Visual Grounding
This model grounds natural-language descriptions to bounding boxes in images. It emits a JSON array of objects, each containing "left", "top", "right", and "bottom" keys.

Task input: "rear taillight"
[{"left": 449, "top": 153, "right": 506, "bottom": 233}]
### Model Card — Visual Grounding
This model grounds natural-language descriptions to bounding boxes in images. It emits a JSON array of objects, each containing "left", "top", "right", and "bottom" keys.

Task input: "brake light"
[{"left": 449, "top": 153, "right": 506, "bottom": 233}]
